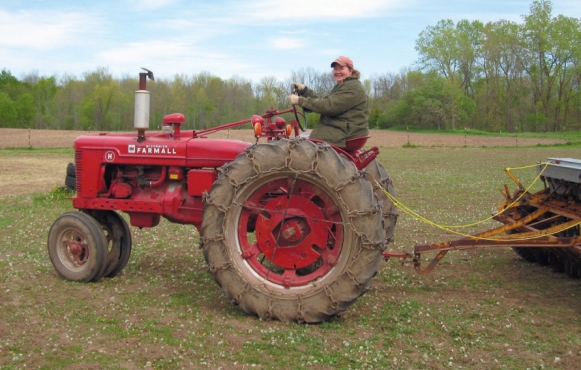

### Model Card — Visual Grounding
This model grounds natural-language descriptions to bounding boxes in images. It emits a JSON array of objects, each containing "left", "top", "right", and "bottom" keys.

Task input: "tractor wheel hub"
[{"left": 255, "top": 194, "right": 328, "bottom": 269}]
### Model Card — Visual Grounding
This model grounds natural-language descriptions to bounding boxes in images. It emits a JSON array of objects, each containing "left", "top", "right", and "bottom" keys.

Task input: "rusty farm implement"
[{"left": 385, "top": 158, "right": 581, "bottom": 279}]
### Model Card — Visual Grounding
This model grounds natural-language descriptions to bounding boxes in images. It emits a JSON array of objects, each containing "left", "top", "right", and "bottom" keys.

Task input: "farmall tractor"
[
  {"left": 48, "top": 69, "right": 581, "bottom": 323},
  {"left": 47, "top": 69, "right": 397, "bottom": 323}
]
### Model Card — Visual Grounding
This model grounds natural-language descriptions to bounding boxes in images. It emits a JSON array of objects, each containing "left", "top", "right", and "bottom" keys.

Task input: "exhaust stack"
[{"left": 134, "top": 68, "right": 154, "bottom": 142}]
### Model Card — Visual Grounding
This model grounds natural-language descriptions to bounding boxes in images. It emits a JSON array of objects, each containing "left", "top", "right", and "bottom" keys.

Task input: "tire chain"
[{"left": 202, "top": 138, "right": 387, "bottom": 321}]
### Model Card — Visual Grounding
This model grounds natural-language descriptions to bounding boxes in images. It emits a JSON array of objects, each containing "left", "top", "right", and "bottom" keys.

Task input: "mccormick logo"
[
  {"left": 105, "top": 151, "right": 116, "bottom": 162},
  {"left": 128, "top": 144, "right": 177, "bottom": 155}
]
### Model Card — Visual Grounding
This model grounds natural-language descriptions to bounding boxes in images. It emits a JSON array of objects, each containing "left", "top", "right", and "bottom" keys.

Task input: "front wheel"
[
  {"left": 47, "top": 211, "right": 108, "bottom": 282},
  {"left": 86, "top": 210, "right": 133, "bottom": 278},
  {"left": 201, "top": 139, "right": 386, "bottom": 322}
]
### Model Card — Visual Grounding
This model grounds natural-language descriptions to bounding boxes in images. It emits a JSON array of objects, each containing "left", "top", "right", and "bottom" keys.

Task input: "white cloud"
[
  {"left": 0, "top": 10, "right": 100, "bottom": 49},
  {"left": 99, "top": 41, "right": 194, "bottom": 63},
  {"left": 243, "top": 0, "right": 406, "bottom": 20},
  {"left": 270, "top": 37, "right": 305, "bottom": 50},
  {"left": 280, "top": 29, "right": 308, "bottom": 35},
  {"left": 96, "top": 40, "right": 254, "bottom": 78},
  {"left": 125, "top": 0, "right": 181, "bottom": 11}
]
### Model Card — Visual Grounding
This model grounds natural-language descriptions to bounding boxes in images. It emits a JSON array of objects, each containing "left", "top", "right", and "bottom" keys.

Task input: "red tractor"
[{"left": 48, "top": 69, "right": 397, "bottom": 323}]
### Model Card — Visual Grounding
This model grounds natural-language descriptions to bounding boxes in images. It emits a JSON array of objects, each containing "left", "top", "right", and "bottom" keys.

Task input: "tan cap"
[{"left": 331, "top": 56, "right": 354, "bottom": 69}]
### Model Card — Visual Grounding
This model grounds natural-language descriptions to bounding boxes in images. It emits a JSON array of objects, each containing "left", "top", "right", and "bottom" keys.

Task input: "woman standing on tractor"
[{"left": 287, "top": 56, "right": 369, "bottom": 148}]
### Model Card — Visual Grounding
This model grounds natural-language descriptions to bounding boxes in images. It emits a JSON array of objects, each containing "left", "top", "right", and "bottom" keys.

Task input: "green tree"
[
  {"left": 455, "top": 19, "right": 484, "bottom": 97},
  {"left": 31, "top": 76, "right": 58, "bottom": 128},
  {"left": 415, "top": 18, "right": 482, "bottom": 128},
  {"left": 381, "top": 71, "right": 473, "bottom": 130},
  {"left": 0, "top": 92, "right": 18, "bottom": 127},
  {"left": 83, "top": 80, "right": 124, "bottom": 131},
  {"left": 549, "top": 15, "right": 581, "bottom": 130},
  {"left": 515, "top": 0, "right": 581, "bottom": 132},
  {"left": 416, "top": 19, "right": 460, "bottom": 84},
  {"left": 54, "top": 76, "right": 88, "bottom": 130},
  {"left": 255, "top": 76, "right": 286, "bottom": 111},
  {"left": 0, "top": 69, "right": 18, "bottom": 88},
  {"left": 192, "top": 87, "right": 214, "bottom": 129},
  {"left": 16, "top": 93, "right": 36, "bottom": 127},
  {"left": 0, "top": 69, "right": 30, "bottom": 101},
  {"left": 478, "top": 19, "right": 526, "bottom": 132}
]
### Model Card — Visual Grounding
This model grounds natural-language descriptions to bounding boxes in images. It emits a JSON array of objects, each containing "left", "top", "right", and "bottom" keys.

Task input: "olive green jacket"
[{"left": 299, "top": 76, "right": 369, "bottom": 148}]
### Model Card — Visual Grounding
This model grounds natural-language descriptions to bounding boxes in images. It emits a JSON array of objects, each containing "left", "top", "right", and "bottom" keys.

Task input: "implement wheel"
[
  {"left": 47, "top": 211, "right": 108, "bottom": 282},
  {"left": 512, "top": 247, "right": 537, "bottom": 263},
  {"left": 201, "top": 139, "right": 385, "bottom": 323},
  {"left": 565, "top": 258, "right": 580, "bottom": 279}
]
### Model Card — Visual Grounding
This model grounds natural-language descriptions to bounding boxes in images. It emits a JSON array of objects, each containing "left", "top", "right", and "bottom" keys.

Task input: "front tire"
[
  {"left": 47, "top": 211, "right": 108, "bottom": 282},
  {"left": 86, "top": 210, "right": 132, "bottom": 278},
  {"left": 201, "top": 139, "right": 386, "bottom": 322}
]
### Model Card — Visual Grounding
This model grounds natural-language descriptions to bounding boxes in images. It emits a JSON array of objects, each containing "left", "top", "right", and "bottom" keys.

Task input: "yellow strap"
[{"left": 380, "top": 161, "right": 581, "bottom": 241}]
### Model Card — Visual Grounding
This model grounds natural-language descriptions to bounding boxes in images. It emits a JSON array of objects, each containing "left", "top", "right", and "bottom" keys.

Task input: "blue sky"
[{"left": 1, "top": 0, "right": 579, "bottom": 83}]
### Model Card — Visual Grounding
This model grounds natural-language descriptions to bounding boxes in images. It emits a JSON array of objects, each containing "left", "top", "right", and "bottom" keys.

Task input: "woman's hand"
[
  {"left": 292, "top": 83, "right": 307, "bottom": 95},
  {"left": 288, "top": 95, "right": 300, "bottom": 106}
]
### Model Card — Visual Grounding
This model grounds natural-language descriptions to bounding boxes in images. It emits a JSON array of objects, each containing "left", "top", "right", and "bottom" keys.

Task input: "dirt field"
[{"left": 0, "top": 127, "right": 567, "bottom": 150}]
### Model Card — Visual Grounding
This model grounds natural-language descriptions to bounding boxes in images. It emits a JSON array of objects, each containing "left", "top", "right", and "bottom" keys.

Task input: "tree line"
[{"left": 0, "top": 0, "right": 579, "bottom": 133}]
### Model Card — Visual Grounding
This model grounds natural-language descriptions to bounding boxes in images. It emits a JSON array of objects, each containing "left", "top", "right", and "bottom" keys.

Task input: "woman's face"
[{"left": 333, "top": 64, "right": 352, "bottom": 83}]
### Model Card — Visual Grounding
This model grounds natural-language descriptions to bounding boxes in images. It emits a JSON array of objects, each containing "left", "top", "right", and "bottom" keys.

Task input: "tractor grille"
[{"left": 75, "top": 150, "right": 82, "bottom": 194}]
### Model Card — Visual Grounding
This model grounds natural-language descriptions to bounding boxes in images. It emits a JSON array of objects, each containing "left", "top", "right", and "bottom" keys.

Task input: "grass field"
[{"left": 1, "top": 144, "right": 580, "bottom": 369}]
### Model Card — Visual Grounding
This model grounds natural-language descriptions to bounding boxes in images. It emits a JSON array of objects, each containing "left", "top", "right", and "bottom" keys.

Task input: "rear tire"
[
  {"left": 201, "top": 139, "right": 386, "bottom": 322},
  {"left": 364, "top": 159, "right": 398, "bottom": 243},
  {"left": 66, "top": 162, "right": 76, "bottom": 177},
  {"left": 65, "top": 175, "right": 76, "bottom": 190}
]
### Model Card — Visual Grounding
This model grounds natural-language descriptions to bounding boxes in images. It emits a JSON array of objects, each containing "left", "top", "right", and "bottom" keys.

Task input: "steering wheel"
[
  {"left": 291, "top": 87, "right": 307, "bottom": 132},
  {"left": 293, "top": 104, "right": 307, "bottom": 132}
]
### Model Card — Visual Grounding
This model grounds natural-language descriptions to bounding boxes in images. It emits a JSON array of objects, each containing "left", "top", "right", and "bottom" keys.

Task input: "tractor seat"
[{"left": 343, "top": 136, "right": 370, "bottom": 152}]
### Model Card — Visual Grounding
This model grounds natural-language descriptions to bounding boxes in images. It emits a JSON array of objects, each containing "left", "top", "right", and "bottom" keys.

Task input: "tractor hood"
[{"left": 74, "top": 130, "right": 251, "bottom": 168}]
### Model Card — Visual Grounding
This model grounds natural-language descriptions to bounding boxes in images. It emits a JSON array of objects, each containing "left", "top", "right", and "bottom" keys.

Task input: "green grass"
[
  {"left": 1, "top": 146, "right": 580, "bottom": 369},
  {"left": 387, "top": 126, "right": 581, "bottom": 141}
]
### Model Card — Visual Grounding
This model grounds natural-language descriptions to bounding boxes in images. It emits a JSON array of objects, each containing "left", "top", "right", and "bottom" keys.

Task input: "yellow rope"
[
  {"left": 380, "top": 161, "right": 581, "bottom": 241},
  {"left": 443, "top": 161, "right": 551, "bottom": 228}
]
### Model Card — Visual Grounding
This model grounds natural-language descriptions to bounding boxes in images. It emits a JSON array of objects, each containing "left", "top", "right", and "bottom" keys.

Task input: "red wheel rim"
[
  {"left": 237, "top": 177, "right": 344, "bottom": 288},
  {"left": 61, "top": 230, "right": 89, "bottom": 266}
]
